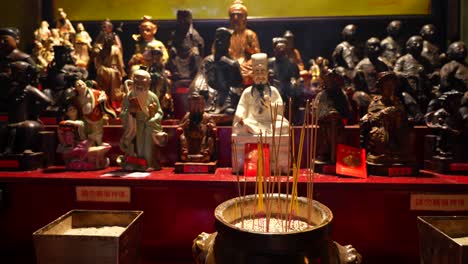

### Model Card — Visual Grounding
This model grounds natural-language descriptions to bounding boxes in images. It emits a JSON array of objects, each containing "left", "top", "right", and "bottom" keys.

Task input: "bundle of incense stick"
[{"left": 231, "top": 98, "right": 319, "bottom": 233}]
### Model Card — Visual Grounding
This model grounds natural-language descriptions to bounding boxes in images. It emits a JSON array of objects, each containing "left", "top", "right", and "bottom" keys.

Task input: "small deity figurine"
[
  {"left": 131, "top": 16, "right": 168, "bottom": 65},
  {"left": 144, "top": 48, "right": 174, "bottom": 120},
  {"left": 380, "top": 20, "right": 403, "bottom": 67},
  {"left": 178, "top": 92, "right": 216, "bottom": 163},
  {"left": 314, "top": 72, "right": 351, "bottom": 164},
  {"left": 168, "top": 9, "right": 205, "bottom": 58},
  {"left": 0, "top": 61, "right": 51, "bottom": 169},
  {"left": 233, "top": 53, "right": 289, "bottom": 136},
  {"left": 332, "top": 24, "right": 360, "bottom": 73},
  {"left": 283, "top": 30, "right": 305, "bottom": 72},
  {"left": 394, "top": 35, "right": 433, "bottom": 110},
  {"left": 57, "top": 77, "right": 115, "bottom": 170},
  {"left": 73, "top": 23, "right": 92, "bottom": 68},
  {"left": 228, "top": 0, "right": 261, "bottom": 85},
  {"left": 56, "top": 8, "right": 75, "bottom": 46},
  {"left": 119, "top": 68, "right": 168, "bottom": 171},
  {"left": 420, "top": 24, "right": 443, "bottom": 69},
  {"left": 360, "top": 72, "right": 414, "bottom": 173},
  {"left": 425, "top": 90, "right": 465, "bottom": 167},
  {"left": 354, "top": 37, "right": 389, "bottom": 94},
  {"left": 93, "top": 32, "right": 126, "bottom": 111},
  {"left": 268, "top": 37, "right": 301, "bottom": 124},
  {"left": 94, "top": 19, "right": 123, "bottom": 51},
  {"left": 190, "top": 27, "right": 243, "bottom": 124},
  {"left": 49, "top": 28, "right": 64, "bottom": 46},
  {"left": 34, "top": 21, "right": 51, "bottom": 44}
]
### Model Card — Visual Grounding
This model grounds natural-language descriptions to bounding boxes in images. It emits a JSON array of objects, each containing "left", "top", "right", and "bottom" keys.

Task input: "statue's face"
[
  {"left": 0, "top": 35, "right": 16, "bottom": 53},
  {"left": 447, "top": 41, "right": 466, "bottom": 62},
  {"left": 274, "top": 42, "right": 287, "bottom": 58},
  {"left": 406, "top": 36, "right": 423, "bottom": 56},
  {"left": 66, "top": 105, "right": 78, "bottom": 120},
  {"left": 230, "top": 10, "right": 246, "bottom": 31},
  {"left": 101, "top": 21, "right": 113, "bottom": 33},
  {"left": 133, "top": 71, "right": 151, "bottom": 92},
  {"left": 140, "top": 21, "right": 157, "bottom": 42},
  {"left": 420, "top": 25, "right": 436, "bottom": 41},
  {"left": 41, "top": 21, "right": 49, "bottom": 28},
  {"left": 188, "top": 96, "right": 204, "bottom": 114},
  {"left": 59, "top": 11, "right": 67, "bottom": 20},
  {"left": 177, "top": 14, "right": 191, "bottom": 32},
  {"left": 253, "top": 63, "right": 268, "bottom": 85},
  {"left": 214, "top": 31, "right": 230, "bottom": 55},
  {"left": 342, "top": 24, "right": 357, "bottom": 42},
  {"left": 77, "top": 23, "right": 84, "bottom": 32},
  {"left": 387, "top": 21, "right": 401, "bottom": 37},
  {"left": 366, "top": 38, "right": 381, "bottom": 58}
]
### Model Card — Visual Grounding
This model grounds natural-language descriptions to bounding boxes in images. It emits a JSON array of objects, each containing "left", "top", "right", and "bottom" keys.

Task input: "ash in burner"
[
  {"left": 234, "top": 217, "right": 310, "bottom": 233},
  {"left": 63, "top": 226, "right": 126, "bottom": 236}
]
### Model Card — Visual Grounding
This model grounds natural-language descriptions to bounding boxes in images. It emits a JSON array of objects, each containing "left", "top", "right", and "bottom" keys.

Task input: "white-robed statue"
[
  {"left": 233, "top": 53, "right": 289, "bottom": 136},
  {"left": 232, "top": 53, "right": 290, "bottom": 173}
]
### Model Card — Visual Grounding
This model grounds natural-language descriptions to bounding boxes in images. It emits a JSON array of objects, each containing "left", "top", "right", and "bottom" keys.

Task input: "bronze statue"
[
  {"left": 425, "top": 90, "right": 466, "bottom": 172},
  {"left": 0, "top": 28, "right": 36, "bottom": 112},
  {"left": 119, "top": 68, "right": 168, "bottom": 171},
  {"left": 94, "top": 19, "right": 123, "bottom": 52},
  {"left": 380, "top": 20, "right": 402, "bottom": 67},
  {"left": 144, "top": 48, "right": 174, "bottom": 120},
  {"left": 93, "top": 32, "right": 126, "bottom": 112},
  {"left": 354, "top": 37, "right": 389, "bottom": 94},
  {"left": 332, "top": 24, "right": 360, "bottom": 72},
  {"left": 0, "top": 61, "right": 51, "bottom": 169},
  {"left": 190, "top": 27, "right": 243, "bottom": 124},
  {"left": 394, "top": 35, "right": 433, "bottom": 111},
  {"left": 420, "top": 24, "right": 443, "bottom": 69},
  {"left": 439, "top": 41, "right": 467, "bottom": 93},
  {"left": 228, "top": 0, "right": 261, "bottom": 85},
  {"left": 167, "top": 10, "right": 204, "bottom": 88},
  {"left": 283, "top": 30, "right": 305, "bottom": 72},
  {"left": 360, "top": 72, "right": 415, "bottom": 174},
  {"left": 178, "top": 93, "right": 216, "bottom": 163},
  {"left": 314, "top": 72, "right": 351, "bottom": 165},
  {"left": 268, "top": 37, "right": 302, "bottom": 124}
]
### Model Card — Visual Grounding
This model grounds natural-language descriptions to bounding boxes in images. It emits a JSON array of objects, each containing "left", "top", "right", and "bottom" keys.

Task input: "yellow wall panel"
[{"left": 55, "top": 0, "right": 431, "bottom": 21}]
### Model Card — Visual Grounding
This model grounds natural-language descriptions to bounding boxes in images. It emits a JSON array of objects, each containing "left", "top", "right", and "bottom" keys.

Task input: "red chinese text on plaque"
[
  {"left": 336, "top": 144, "right": 367, "bottom": 178},
  {"left": 76, "top": 186, "right": 131, "bottom": 202}
]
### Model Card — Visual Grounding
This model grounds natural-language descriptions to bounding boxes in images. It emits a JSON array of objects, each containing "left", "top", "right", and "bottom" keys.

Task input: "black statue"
[
  {"left": 332, "top": 24, "right": 360, "bottom": 72},
  {"left": 439, "top": 41, "right": 467, "bottom": 94},
  {"left": 168, "top": 9, "right": 205, "bottom": 58},
  {"left": 420, "top": 24, "right": 443, "bottom": 69},
  {"left": 355, "top": 37, "right": 389, "bottom": 94},
  {"left": 394, "top": 36, "right": 433, "bottom": 111},
  {"left": 189, "top": 27, "right": 243, "bottom": 124},
  {"left": 0, "top": 61, "right": 51, "bottom": 169},
  {"left": 380, "top": 20, "right": 403, "bottom": 67},
  {"left": 0, "top": 28, "right": 36, "bottom": 112}
]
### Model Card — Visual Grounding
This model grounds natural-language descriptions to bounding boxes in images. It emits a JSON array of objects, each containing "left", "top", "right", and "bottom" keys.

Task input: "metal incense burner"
[{"left": 193, "top": 194, "right": 361, "bottom": 264}]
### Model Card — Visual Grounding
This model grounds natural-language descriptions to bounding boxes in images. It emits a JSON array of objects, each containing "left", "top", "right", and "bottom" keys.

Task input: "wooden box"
[
  {"left": 417, "top": 216, "right": 468, "bottom": 264},
  {"left": 33, "top": 210, "right": 143, "bottom": 264}
]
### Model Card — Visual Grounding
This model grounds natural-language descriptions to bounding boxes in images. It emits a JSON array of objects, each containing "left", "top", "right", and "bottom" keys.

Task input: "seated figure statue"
[
  {"left": 178, "top": 93, "right": 217, "bottom": 164},
  {"left": 190, "top": 27, "right": 243, "bottom": 124},
  {"left": 360, "top": 72, "right": 416, "bottom": 175},
  {"left": 232, "top": 53, "right": 290, "bottom": 174}
]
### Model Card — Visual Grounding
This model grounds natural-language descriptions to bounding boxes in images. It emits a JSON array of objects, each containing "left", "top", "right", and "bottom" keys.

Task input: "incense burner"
[{"left": 193, "top": 194, "right": 361, "bottom": 264}]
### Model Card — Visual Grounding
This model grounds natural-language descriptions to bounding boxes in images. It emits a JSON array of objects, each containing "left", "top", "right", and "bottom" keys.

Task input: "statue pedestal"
[
  {"left": 0, "top": 152, "right": 44, "bottom": 171},
  {"left": 424, "top": 158, "right": 468, "bottom": 175},
  {"left": 231, "top": 134, "right": 289, "bottom": 175},
  {"left": 367, "top": 162, "right": 418, "bottom": 176},
  {"left": 174, "top": 161, "right": 217, "bottom": 174}
]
